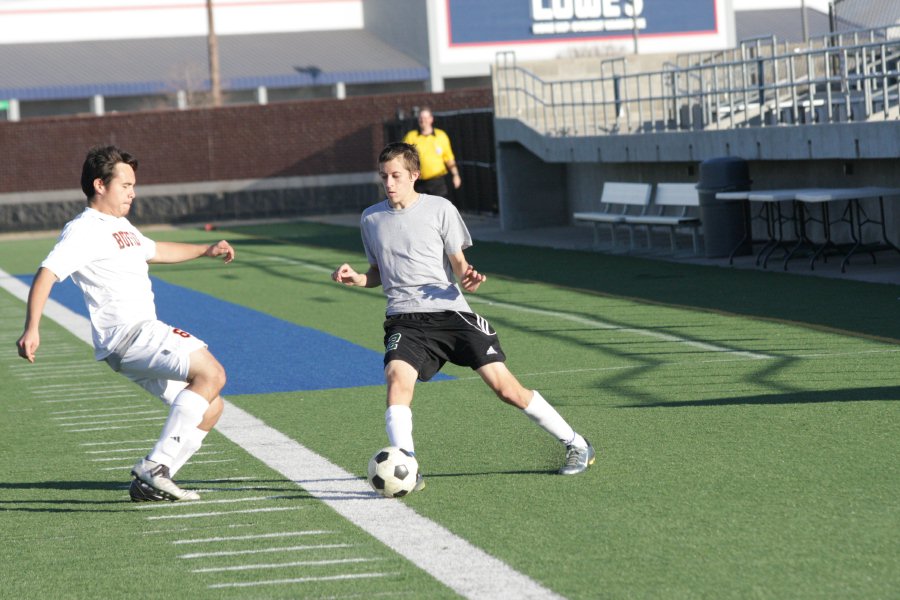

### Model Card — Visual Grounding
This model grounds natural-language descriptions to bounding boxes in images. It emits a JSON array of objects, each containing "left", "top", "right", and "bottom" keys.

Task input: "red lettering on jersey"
[
  {"left": 112, "top": 231, "right": 141, "bottom": 249},
  {"left": 172, "top": 328, "right": 192, "bottom": 338}
]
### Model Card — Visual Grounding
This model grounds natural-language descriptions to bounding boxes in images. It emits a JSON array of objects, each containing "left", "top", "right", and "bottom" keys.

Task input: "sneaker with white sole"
[
  {"left": 129, "top": 478, "right": 167, "bottom": 502},
  {"left": 412, "top": 473, "right": 426, "bottom": 492},
  {"left": 131, "top": 458, "right": 200, "bottom": 501},
  {"left": 559, "top": 440, "right": 596, "bottom": 475}
]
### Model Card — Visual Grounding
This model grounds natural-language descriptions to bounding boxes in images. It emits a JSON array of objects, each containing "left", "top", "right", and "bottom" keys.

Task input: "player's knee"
[
  {"left": 199, "top": 360, "right": 227, "bottom": 396},
  {"left": 212, "top": 362, "right": 227, "bottom": 392}
]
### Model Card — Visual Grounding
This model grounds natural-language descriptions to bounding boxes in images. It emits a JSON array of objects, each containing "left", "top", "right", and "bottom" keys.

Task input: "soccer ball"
[{"left": 367, "top": 446, "right": 419, "bottom": 498}]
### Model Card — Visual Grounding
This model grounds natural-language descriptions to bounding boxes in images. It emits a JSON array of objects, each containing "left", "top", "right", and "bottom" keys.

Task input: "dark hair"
[
  {"left": 80, "top": 145, "right": 138, "bottom": 200},
  {"left": 378, "top": 142, "right": 420, "bottom": 174}
]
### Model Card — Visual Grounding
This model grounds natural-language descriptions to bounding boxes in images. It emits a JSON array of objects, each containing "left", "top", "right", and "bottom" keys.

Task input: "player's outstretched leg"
[{"left": 477, "top": 363, "right": 596, "bottom": 475}]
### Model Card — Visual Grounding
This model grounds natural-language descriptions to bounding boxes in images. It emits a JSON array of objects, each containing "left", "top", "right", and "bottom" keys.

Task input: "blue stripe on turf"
[{"left": 19, "top": 275, "right": 451, "bottom": 395}]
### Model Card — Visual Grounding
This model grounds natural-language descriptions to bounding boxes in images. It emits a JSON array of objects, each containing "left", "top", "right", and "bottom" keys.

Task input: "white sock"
[
  {"left": 522, "top": 390, "right": 583, "bottom": 447},
  {"left": 148, "top": 389, "right": 209, "bottom": 467},
  {"left": 385, "top": 404, "right": 415, "bottom": 454},
  {"left": 169, "top": 427, "right": 209, "bottom": 477}
]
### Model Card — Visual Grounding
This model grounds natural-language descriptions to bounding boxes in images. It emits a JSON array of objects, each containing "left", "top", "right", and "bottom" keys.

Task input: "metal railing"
[{"left": 493, "top": 29, "right": 900, "bottom": 137}]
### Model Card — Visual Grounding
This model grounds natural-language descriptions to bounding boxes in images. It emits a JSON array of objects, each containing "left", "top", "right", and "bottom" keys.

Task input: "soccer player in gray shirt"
[{"left": 332, "top": 142, "right": 595, "bottom": 487}]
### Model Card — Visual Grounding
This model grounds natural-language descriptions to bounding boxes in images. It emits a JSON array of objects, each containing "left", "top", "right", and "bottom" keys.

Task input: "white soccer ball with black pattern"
[{"left": 367, "top": 446, "right": 419, "bottom": 498}]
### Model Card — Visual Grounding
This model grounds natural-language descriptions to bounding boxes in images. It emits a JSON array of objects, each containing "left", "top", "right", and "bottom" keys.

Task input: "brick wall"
[{"left": 0, "top": 88, "right": 493, "bottom": 194}]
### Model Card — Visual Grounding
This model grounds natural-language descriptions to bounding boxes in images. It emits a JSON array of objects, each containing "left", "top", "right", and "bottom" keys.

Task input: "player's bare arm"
[
  {"left": 449, "top": 251, "right": 485, "bottom": 292},
  {"left": 150, "top": 240, "right": 235, "bottom": 264},
  {"left": 332, "top": 263, "right": 382, "bottom": 288},
  {"left": 16, "top": 267, "right": 58, "bottom": 362}
]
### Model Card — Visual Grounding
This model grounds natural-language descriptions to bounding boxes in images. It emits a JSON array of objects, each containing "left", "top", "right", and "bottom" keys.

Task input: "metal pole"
[
  {"left": 631, "top": 1, "right": 639, "bottom": 55},
  {"left": 207, "top": 0, "right": 222, "bottom": 107},
  {"left": 801, "top": 0, "right": 809, "bottom": 43}
]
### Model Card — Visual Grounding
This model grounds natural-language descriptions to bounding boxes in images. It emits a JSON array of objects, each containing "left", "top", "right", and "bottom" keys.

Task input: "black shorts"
[
  {"left": 383, "top": 311, "right": 507, "bottom": 382},
  {"left": 414, "top": 175, "right": 449, "bottom": 198}
]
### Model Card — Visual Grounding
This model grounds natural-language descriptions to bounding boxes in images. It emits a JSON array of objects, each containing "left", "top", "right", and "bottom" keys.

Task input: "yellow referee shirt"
[{"left": 403, "top": 128, "right": 456, "bottom": 181}]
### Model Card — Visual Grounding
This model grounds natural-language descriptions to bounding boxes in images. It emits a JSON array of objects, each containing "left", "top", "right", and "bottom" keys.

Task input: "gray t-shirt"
[{"left": 361, "top": 194, "right": 473, "bottom": 315}]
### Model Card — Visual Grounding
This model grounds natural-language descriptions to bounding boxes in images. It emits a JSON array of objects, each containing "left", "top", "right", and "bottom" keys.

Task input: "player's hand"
[
  {"left": 332, "top": 264, "right": 361, "bottom": 286},
  {"left": 205, "top": 240, "right": 235, "bottom": 263},
  {"left": 460, "top": 264, "right": 485, "bottom": 292},
  {"left": 16, "top": 330, "right": 39, "bottom": 363}
]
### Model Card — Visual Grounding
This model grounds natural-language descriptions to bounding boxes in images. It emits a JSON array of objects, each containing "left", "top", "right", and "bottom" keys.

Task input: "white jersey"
[{"left": 41, "top": 207, "right": 157, "bottom": 359}]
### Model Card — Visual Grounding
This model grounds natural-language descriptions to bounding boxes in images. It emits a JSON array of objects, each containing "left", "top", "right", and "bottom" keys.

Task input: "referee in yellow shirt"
[{"left": 403, "top": 106, "right": 461, "bottom": 198}]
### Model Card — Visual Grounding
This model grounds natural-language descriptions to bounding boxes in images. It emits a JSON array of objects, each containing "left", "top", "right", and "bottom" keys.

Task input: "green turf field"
[{"left": 1, "top": 221, "right": 897, "bottom": 599}]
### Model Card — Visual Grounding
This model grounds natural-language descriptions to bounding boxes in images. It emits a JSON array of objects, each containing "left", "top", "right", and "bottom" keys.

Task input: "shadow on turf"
[{"left": 620, "top": 385, "right": 900, "bottom": 407}]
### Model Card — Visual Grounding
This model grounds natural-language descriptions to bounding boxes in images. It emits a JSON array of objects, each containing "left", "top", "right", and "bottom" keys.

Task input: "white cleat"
[{"left": 131, "top": 458, "right": 200, "bottom": 501}]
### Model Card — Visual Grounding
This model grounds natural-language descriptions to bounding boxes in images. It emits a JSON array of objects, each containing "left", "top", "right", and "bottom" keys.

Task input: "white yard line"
[
  {"left": 172, "top": 530, "right": 332, "bottom": 544},
  {"left": 206, "top": 571, "right": 394, "bottom": 590},
  {"left": 467, "top": 295, "right": 772, "bottom": 360},
  {"left": 191, "top": 556, "right": 378, "bottom": 573},
  {"left": 0, "top": 266, "right": 564, "bottom": 600},
  {"left": 262, "top": 254, "right": 771, "bottom": 360},
  {"left": 146, "top": 506, "right": 306, "bottom": 520}
]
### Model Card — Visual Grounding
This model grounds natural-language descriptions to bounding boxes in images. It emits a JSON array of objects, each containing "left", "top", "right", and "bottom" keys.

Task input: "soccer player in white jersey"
[
  {"left": 16, "top": 145, "right": 235, "bottom": 502},
  {"left": 332, "top": 142, "right": 595, "bottom": 487}
]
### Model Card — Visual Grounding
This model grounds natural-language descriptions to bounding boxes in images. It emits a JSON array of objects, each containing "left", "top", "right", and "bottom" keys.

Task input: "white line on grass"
[
  {"left": 173, "top": 530, "right": 332, "bottom": 544},
  {"left": 7, "top": 361, "right": 86, "bottom": 370},
  {"left": 33, "top": 386, "right": 133, "bottom": 395},
  {"left": 54, "top": 406, "right": 152, "bottom": 415},
  {"left": 80, "top": 438, "right": 159, "bottom": 446},
  {"left": 146, "top": 506, "right": 306, "bottom": 520},
  {"left": 135, "top": 495, "right": 298, "bottom": 509},
  {"left": 183, "top": 458, "right": 235, "bottom": 466},
  {"left": 467, "top": 295, "right": 772, "bottom": 360},
  {"left": 37, "top": 389, "right": 137, "bottom": 398},
  {"left": 0, "top": 266, "right": 568, "bottom": 600},
  {"left": 0, "top": 270, "right": 93, "bottom": 341},
  {"left": 90, "top": 456, "right": 147, "bottom": 463},
  {"left": 191, "top": 556, "right": 377, "bottom": 573},
  {"left": 53, "top": 409, "right": 162, "bottom": 421},
  {"left": 86, "top": 447, "right": 157, "bottom": 454},
  {"left": 15, "top": 371, "right": 108, "bottom": 379},
  {"left": 206, "top": 572, "right": 393, "bottom": 590},
  {"left": 63, "top": 417, "right": 166, "bottom": 431},
  {"left": 215, "top": 405, "right": 566, "bottom": 600},
  {"left": 31, "top": 382, "right": 103, "bottom": 390},
  {"left": 263, "top": 254, "right": 771, "bottom": 360},
  {"left": 41, "top": 395, "right": 141, "bottom": 404},
  {"left": 179, "top": 543, "right": 351, "bottom": 559}
]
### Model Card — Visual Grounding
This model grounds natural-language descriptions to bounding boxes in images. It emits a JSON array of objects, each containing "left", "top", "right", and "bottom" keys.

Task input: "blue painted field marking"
[{"left": 19, "top": 275, "right": 451, "bottom": 395}]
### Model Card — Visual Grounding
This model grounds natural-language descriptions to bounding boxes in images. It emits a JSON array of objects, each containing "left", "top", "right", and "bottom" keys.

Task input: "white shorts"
[{"left": 110, "top": 320, "right": 208, "bottom": 405}]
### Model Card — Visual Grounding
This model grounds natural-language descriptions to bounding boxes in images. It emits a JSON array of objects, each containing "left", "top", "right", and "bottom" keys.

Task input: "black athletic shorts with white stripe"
[{"left": 383, "top": 311, "right": 507, "bottom": 382}]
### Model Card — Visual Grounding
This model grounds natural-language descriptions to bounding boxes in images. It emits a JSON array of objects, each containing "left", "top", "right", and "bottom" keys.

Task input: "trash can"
[{"left": 696, "top": 156, "right": 752, "bottom": 258}]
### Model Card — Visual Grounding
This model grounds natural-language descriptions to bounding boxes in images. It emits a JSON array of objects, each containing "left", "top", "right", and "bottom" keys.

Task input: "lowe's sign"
[
  {"left": 531, "top": 0, "right": 645, "bottom": 35},
  {"left": 447, "top": 0, "right": 717, "bottom": 45}
]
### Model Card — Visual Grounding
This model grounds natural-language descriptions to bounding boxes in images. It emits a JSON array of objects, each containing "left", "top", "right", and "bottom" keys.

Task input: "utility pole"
[
  {"left": 207, "top": 0, "right": 222, "bottom": 107},
  {"left": 630, "top": 0, "right": 639, "bottom": 55},
  {"left": 801, "top": 0, "right": 809, "bottom": 42}
]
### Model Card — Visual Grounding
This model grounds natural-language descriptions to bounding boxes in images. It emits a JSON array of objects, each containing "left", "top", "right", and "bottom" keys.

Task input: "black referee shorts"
[
  {"left": 383, "top": 311, "right": 507, "bottom": 382},
  {"left": 414, "top": 175, "right": 449, "bottom": 198}
]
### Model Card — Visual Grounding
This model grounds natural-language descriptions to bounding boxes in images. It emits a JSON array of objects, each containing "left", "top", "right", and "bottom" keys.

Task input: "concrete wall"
[
  {"left": 494, "top": 118, "right": 900, "bottom": 244},
  {"left": 496, "top": 143, "right": 568, "bottom": 230}
]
